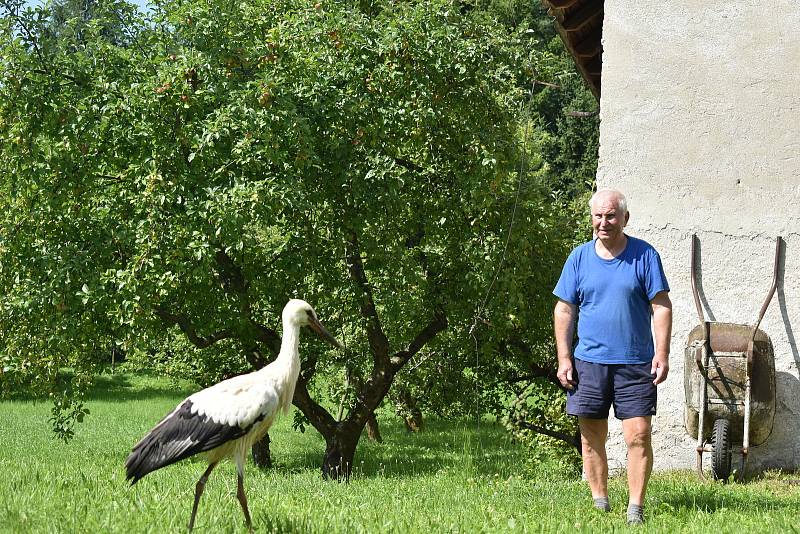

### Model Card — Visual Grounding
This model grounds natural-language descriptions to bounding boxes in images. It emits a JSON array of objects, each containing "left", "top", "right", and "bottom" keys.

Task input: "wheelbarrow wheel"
[{"left": 711, "top": 418, "right": 731, "bottom": 481}]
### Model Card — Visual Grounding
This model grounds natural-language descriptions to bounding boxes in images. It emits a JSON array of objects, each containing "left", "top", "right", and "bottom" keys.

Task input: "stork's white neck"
[
  {"left": 273, "top": 318, "right": 302, "bottom": 413},
  {"left": 277, "top": 320, "right": 301, "bottom": 364}
]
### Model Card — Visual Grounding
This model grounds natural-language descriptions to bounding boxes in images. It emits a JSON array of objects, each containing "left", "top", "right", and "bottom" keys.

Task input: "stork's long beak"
[{"left": 308, "top": 316, "right": 343, "bottom": 349}]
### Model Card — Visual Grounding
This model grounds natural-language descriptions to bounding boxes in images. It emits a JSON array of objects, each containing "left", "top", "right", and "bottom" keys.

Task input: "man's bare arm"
[
  {"left": 650, "top": 290, "right": 673, "bottom": 385},
  {"left": 554, "top": 299, "right": 578, "bottom": 389}
]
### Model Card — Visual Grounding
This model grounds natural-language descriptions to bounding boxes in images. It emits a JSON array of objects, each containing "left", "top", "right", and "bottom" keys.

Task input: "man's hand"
[
  {"left": 557, "top": 357, "right": 577, "bottom": 390},
  {"left": 651, "top": 352, "right": 669, "bottom": 385}
]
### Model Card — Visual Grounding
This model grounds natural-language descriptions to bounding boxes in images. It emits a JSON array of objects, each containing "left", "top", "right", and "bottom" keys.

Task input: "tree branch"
[
  {"left": 344, "top": 230, "right": 390, "bottom": 365},
  {"left": 393, "top": 156, "right": 423, "bottom": 173},
  {"left": 215, "top": 249, "right": 248, "bottom": 295},
  {"left": 513, "top": 418, "right": 581, "bottom": 453},
  {"left": 340, "top": 367, "right": 373, "bottom": 422},
  {"left": 391, "top": 310, "right": 448, "bottom": 370},
  {"left": 404, "top": 224, "right": 449, "bottom": 317},
  {"left": 245, "top": 346, "right": 269, "bottom": 369},
  {"left": 154, "top": 308, "right": 232, "bottom": 348},
  {"left": 293, "top": 375, "right": 337, "bottom": 437},
  {"left": 250, "top": 321, "right": 281, "bottom": 355},
  {"left": 502, "top": 337, "right": 563, "bottom": 390},
  {"left": 213, "top": 249, "right": 282, "bottom": 356},
  {"left": 502, "top": 371, "right": 563, "bottom": 391}
]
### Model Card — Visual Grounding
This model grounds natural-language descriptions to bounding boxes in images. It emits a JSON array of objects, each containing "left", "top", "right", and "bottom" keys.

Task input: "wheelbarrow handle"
[
  {"left": 690, "top": 234, "right": 705, "bottom": 326},
  {"left": 751, "top": 236, "right": 782, "bottom": 343}
]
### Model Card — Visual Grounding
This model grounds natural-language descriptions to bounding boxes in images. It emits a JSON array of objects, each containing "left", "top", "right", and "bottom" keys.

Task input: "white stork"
[{"left": 125, "top": 299, "right": 341, "bottom": 532}]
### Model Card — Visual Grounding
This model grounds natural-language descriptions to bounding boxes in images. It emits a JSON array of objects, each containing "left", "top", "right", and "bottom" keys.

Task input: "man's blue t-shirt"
[{"left": 553, "top": 235, "right": 669, "bottom": 364}]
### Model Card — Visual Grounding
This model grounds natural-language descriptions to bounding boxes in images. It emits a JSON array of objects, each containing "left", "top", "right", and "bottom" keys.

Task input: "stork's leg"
[
  {"left": 236, "top": 455, "right": 253, "bottom": 533},
  {"left": 236, "top": 468, "right": 254, "bottom": 533},
  {"left": 188, "top": 461, "right": 218, "bottom": 532}
]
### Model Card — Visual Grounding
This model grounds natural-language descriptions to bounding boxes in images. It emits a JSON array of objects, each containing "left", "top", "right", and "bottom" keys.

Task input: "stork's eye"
[{"left": 305, "top": 310, "right": 314, "bottom": 320}]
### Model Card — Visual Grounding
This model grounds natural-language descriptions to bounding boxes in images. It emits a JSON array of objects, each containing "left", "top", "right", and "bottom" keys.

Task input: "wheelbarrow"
[{"left": 684, "top": 235, "right": 781, "bottom": 481}]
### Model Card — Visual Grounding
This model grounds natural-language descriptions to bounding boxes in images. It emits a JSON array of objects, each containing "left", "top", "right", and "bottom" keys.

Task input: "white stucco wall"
[{"left": 597, "top": 1, "right": 800, "bottom": 473}]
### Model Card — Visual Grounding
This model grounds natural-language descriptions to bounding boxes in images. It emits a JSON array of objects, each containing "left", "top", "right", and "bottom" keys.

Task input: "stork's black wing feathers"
[{"left": 125, "top": 399, "right": 248, "bottom": 484}]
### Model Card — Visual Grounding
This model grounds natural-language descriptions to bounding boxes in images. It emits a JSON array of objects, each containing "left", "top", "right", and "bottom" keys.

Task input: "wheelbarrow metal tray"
[{"left": 684, "top": 322, "right": 776, "bottom": 446}]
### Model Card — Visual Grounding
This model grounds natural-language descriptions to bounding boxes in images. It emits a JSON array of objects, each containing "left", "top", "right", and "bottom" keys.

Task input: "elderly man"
[{"left": 553, "top": 189, "right": 672, "bottom": 525}]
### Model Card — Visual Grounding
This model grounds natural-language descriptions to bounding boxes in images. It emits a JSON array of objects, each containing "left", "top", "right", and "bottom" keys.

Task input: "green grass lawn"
[{"left": 1, "top": 373, "right": 798, "bottom": 533}]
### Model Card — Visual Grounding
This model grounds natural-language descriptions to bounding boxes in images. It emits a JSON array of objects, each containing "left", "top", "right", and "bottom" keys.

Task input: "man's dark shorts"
[{"left": 566, "top": 359, "right": 657, "bottom": 420}]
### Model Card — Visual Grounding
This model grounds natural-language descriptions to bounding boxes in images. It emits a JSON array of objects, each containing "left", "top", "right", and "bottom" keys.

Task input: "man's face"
[{"left": 591, "top": 194, "right": 628, "bottom": 242}]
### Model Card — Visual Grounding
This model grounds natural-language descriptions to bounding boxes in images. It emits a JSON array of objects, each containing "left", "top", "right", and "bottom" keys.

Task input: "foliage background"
[{"left": 1, "top": 0, "right": 598, "bottom": 465}]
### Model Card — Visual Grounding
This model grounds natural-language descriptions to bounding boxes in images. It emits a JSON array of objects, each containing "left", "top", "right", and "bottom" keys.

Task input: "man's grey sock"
[
  {"left": 593, "top": 497, "right": 611, "bottom": 512},
  {"left": 627, "top": 503, "right": 644, "bottom": 524}
]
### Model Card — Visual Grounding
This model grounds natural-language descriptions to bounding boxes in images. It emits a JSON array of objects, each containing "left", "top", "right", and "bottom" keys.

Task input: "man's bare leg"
[
  {"left": 579, "top": 417, "right": 609, "bottom": 506},
  {"left": 623, "top": 416, "right": 652, "bottom": 523},
  {"left": 622, "top": 416, "right": 653, "bottom": 504}
]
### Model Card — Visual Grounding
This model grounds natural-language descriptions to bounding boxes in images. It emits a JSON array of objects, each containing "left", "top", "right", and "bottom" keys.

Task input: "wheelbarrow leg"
[
  {"left": 695, "top": 331, "right": 710, "bottom": 480},
  {"left": 739, "top": 341, "right": 754, "bottom": 482},
  {"left": 739, "top": 380, "right": 750, "bottom": 481}
]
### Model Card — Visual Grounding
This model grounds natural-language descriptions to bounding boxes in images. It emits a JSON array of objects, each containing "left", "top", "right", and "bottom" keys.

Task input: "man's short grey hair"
[{"left": 589, "top": 189, "right": 628, "bottom": 215}]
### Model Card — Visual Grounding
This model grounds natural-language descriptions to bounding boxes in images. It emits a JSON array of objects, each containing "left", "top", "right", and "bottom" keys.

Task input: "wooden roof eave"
[{"left": 540, "top": 0, "right": 604, "bottom": 101}]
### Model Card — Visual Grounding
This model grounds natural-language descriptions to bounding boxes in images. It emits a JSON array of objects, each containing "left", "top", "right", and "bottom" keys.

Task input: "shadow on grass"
[
  {"left": 657, "top": 480, "right": 800, "bottom": 514},
  {"left": 85, "top": 372, "right": 198, "bottom": 402},
  {"left": 4, "top": 370, "right": 198, "bottom": 403},
  {"left": 38, "top": 371, "right": 558, "bottom": 481},
  {"left": 257, "top": 514, "right": 314, "bottom": 533},
  {"left": 278, "top": 418, "right": 538, "bottom": 480}
]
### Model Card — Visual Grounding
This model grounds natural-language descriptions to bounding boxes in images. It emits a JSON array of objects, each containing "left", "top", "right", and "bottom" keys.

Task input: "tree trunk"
[
  {"left": 322, "top": 432, "right": 359, "bottom": 480},
  {"left": 251, "top": 433, "right": 272, "bottom": 468},
  {"left": 366, "top": 413, "right": 382, "bottom": 442},
  {"left": 165, "top": 247, "right": 450, "bottom": 479},
  {"left": 402, "top": 407, "right": 424, "bottom": 433},
  {"left": 394, "top": 388, "right": 424, "bottom": 432},
  {"left": 290, "top": 232, "right": 449, "bottom": 478}
]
